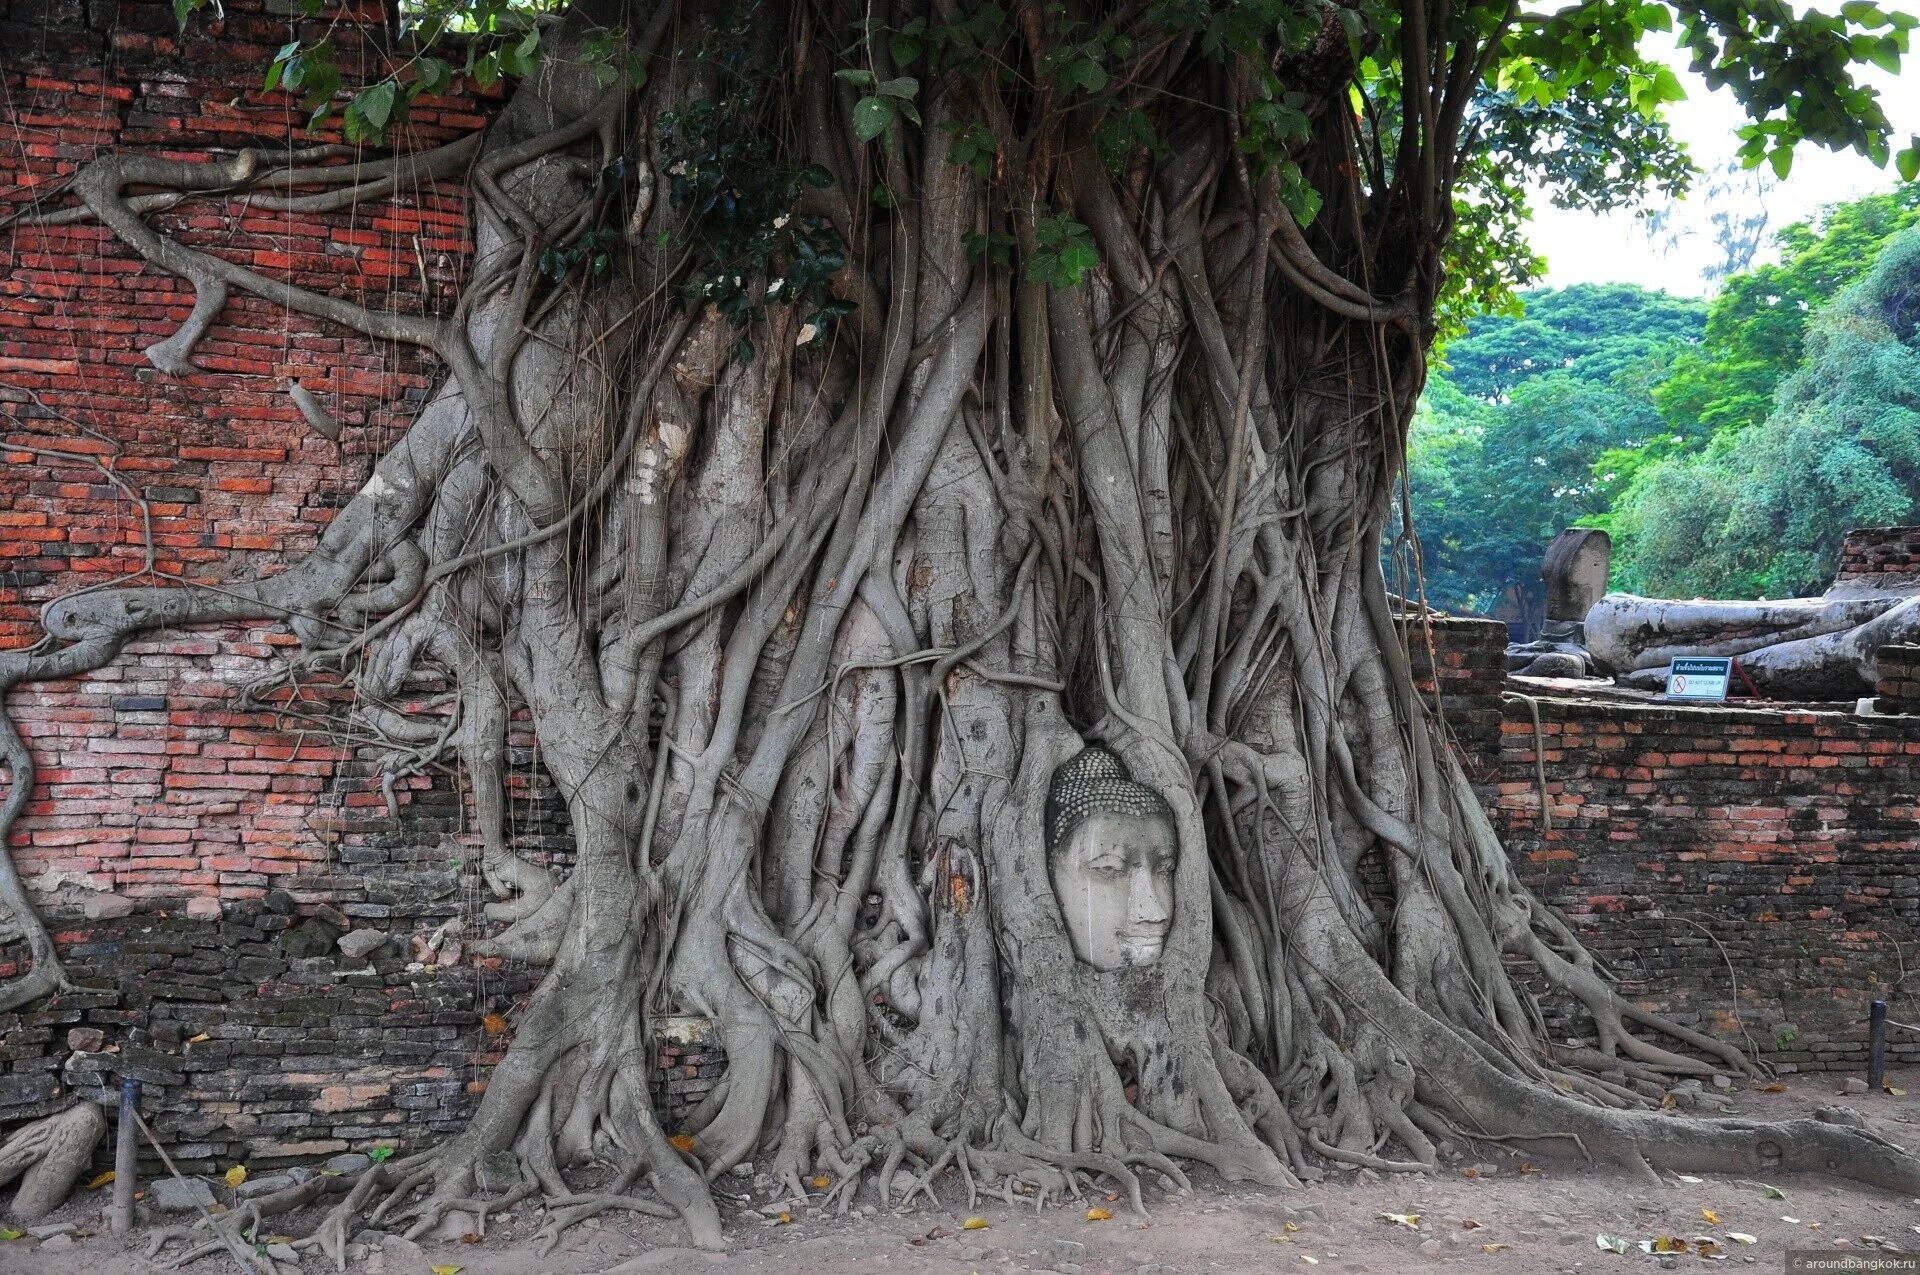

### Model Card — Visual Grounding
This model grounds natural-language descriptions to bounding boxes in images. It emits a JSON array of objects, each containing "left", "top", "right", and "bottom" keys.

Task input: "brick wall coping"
[{"left": 1502, "top": 689, "right": 1889, "bottom": 730}]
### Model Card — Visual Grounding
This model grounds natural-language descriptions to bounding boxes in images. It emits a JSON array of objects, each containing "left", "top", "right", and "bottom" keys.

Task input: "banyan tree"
[{"left": 4, "top": 0, "right": 1919, "bottom": 1260}]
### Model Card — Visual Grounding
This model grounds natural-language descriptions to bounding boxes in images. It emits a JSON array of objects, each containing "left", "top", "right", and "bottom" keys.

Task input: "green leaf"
[
  {"left": 852, "top": 96, "right": 893, "bottom": 142},
  {"left": 1768, "top": 144, "right": 1794, "bottom": 179},
  {"left": 1896, "top": 143, "right": 1920, "bottom": 182},
  {"left": 1649, "top": 65, "right": 1686, "bottom": 104},
  {"left": 1062, "top": 56, "right": 1107, "bottom": 94},
  {"left": 833, "top": 68, "right": 876, "bottom": 87},
  {"left": 264, "top": 41, "right": 300, "bottom": 94},
  {"left": 299, "top": 57, "right": 342, "bottom": 122},
  {"left": 356, "top": 80, "right": 396, "bottom": 132},
  {"left": 1057, "top": 239, "right": 1098, "bottom": 279},
  {"left": 414, "top": 56, "right": 451, "bottom": 96},
  {"left": 367, "top": 1147, "right": 395, "bottom": 1163},
  {"left": 498, "top": 28, "right": 540, "bottom": 79},
  {"left": 876, "top": 75, "right": 919, "bottom": 99}
]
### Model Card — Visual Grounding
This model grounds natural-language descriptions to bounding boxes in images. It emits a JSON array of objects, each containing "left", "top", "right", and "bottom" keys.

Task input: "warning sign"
[{"left": 1666, "top": 656, "right": 1732, "bottom": 702}]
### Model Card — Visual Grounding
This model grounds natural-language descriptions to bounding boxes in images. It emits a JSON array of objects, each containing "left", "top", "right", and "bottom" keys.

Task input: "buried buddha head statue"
[{"left": 1044, "top": 746, "right": 1178, "bottom": 970}]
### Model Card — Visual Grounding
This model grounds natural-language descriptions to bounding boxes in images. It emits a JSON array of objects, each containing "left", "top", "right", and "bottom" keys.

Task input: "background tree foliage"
[
  {"left": 1402, "top": 185, "right": 1920, "bottom": 621},
  {"left": 1614, "top": 224, "right": 1920, "bottom": 597},
  {"left": 1396, "top": 284, "right": 1703, "bottom": 617}
]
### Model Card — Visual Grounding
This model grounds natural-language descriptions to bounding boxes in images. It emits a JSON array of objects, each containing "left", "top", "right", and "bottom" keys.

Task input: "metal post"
[
  {"left": 1868, "top": 1000, "right": 1889, "bottom": 1093},
  {"left": 110, "top": 1077, "right": 139, "bottom": 1234}
]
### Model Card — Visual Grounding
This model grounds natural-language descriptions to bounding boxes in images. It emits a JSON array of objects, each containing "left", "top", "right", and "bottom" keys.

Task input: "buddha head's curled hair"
[{"left": 1045, "top": 746, "right": 1174, "bottom": 863}]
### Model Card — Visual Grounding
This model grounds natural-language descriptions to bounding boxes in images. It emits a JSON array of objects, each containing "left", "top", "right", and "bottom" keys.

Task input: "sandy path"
[{"left": 7, "top": 1068, "right": 1917, "bottom": 1275}]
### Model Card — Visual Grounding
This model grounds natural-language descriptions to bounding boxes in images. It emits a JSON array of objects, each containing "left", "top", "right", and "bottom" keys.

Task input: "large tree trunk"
[{"left": 4, "top": 0, "right": 1917, "bottom": 1258}]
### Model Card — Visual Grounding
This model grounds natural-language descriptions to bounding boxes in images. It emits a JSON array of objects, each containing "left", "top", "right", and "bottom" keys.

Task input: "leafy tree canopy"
[
  {"left": 1614, "top": 226, "right": 1920, "bottom": 598},
  {"left": 1653, "top": 185, "right": 1920, "bottom": 441},
  {"left": 1404, "top": 187, "right": 1920, "bottom": 617},
  {"left": 177, "top": 0, "right": 1920, "bottom": 339},
  {"left": 1441, "top": 283, "right": 1706, "bottom": 400},
  {"left": 1397, "top": 284, "right": 1695, "bottom": 615}
]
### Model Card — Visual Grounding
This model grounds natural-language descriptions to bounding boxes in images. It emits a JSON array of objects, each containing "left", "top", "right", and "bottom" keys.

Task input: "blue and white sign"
[{"left": 1666, "top": 656, "right": 1732, "bottom": 702}]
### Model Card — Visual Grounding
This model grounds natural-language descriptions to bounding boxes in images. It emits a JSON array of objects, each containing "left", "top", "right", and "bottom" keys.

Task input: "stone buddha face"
[
  {"left": 1052, "top": 810, "right": 1176, "bottom": 969},
  {"left": 1045, "top": 748, "right": 1178, "bottom": 971}
]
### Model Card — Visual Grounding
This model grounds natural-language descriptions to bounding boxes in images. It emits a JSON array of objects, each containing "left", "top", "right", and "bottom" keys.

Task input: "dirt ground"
[{"left": 6, "top": 1068, "right": 1918, "bottom": 1275}]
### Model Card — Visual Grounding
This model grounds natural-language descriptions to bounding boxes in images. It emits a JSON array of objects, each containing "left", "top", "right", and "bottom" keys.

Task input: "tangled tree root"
[{"left": 0, "top": 1101, "right": 106, "bottom": 1222}]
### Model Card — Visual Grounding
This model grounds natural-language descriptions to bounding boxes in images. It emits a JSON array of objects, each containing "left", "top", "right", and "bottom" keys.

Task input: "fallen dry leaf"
[
  {"left": 1596, "top": 1234, "right": 1631, "bottom": 1254},
  {"left": 1701, "top": 1208, "right": 1720, "bottom": 1225},
  {"left": 481, "top": 1013, "right": 509, "bottom": 1036},
  {"left": 1759, "top": 1082, "right": 1785, "bottom": 1093},
  {"left": 810, "top": 1175, "right": 831, "bottom": 1190},
  {"left": 1763, "top": 1184, "right": 1786, "bottom": 1200},
  {"left": 1885, "top": 1084, "right": 1908, "bottom": 1096},
  {"left": 1481, "top": 1243, "right": 1509, "bottom": 1254},
  {"left": 776, "top": 1211, "right": 792, "bottom": 1225},
  {"left": 669, "top": 1133, "right": 696, "bottom": 1153},
  {"left": 1460, "top": 1167, "right": 1480, "bottom": 1179},
  {"left": 430, "top": 1266, "right": 463, "bottom": 1275},
  {"left": 1377, "top": 1212, "right": 1419, "bottom": 1229},
  {"left": 1677, "top": 1174, "right": 1703, "bottom": 1184},
  {"left": 225, "top": 1165, "right": 247, "bottom": 1188},
  {"left": 1781, "top": 1216, "right": 1800, "bottom": 1224},
  {"left": 1461, "top": 1219, "right": 1483, "bottom": 1230},
  {"left": 1518, "top": 1161, "right": 1542, "bottom": 1174},
  {"left": 1299, "top": 1257, "right": 1318, "bottom": 1266},
  {"left": 1284, "top": 1221, "right": 1301, "bottom": 1234},
  {"left": 460, "top": 1233, "right": 481, "bottom": 1244},
  {"left": 1086, "top": 1207, "right": 1113, "bottom": 1221},
  {"left": 86, "top": 1171, "right": 115, "bottom": 1190},
  {"left": 961, "top": 1217, "right": 989, "bottom": 1231},
  {"left": 0, "top": 1229, "right": 21, "bottom": 1241},
  {"left": 188, "top": 1033, "right": 210, "bottom": 1044},
  {"left": 1727, "top": 1233, "right": 1758, "bottom": 1244}
]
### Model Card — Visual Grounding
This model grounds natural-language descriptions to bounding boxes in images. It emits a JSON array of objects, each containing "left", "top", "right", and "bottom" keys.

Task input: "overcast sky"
[{"left": 1529, "top": 33, "right": 1920, "bottom": 296}]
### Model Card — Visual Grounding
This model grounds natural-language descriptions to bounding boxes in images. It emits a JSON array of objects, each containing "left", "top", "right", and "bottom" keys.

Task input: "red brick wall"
[
  {"left": 1403, "top": 614, "right": 1508, "bottom": 779},
  {"left": 2, "top": 0, "right": 483, "bottom": 896},
  {"left": 1407, "top": 624, "right": 1920, "bottom": 1072},
  {"left": 1876, "top": 644, "right": 1920, "bottom": 714},
  {"left": 1485, "top": 697, "right": 1920, "bottom": 1073},
  {"left": 0, "top": 0, "right": 525, "bottom": 1166},
  {"left": 1834, "top": 525, "right": 1920, "bottom": 587}
]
